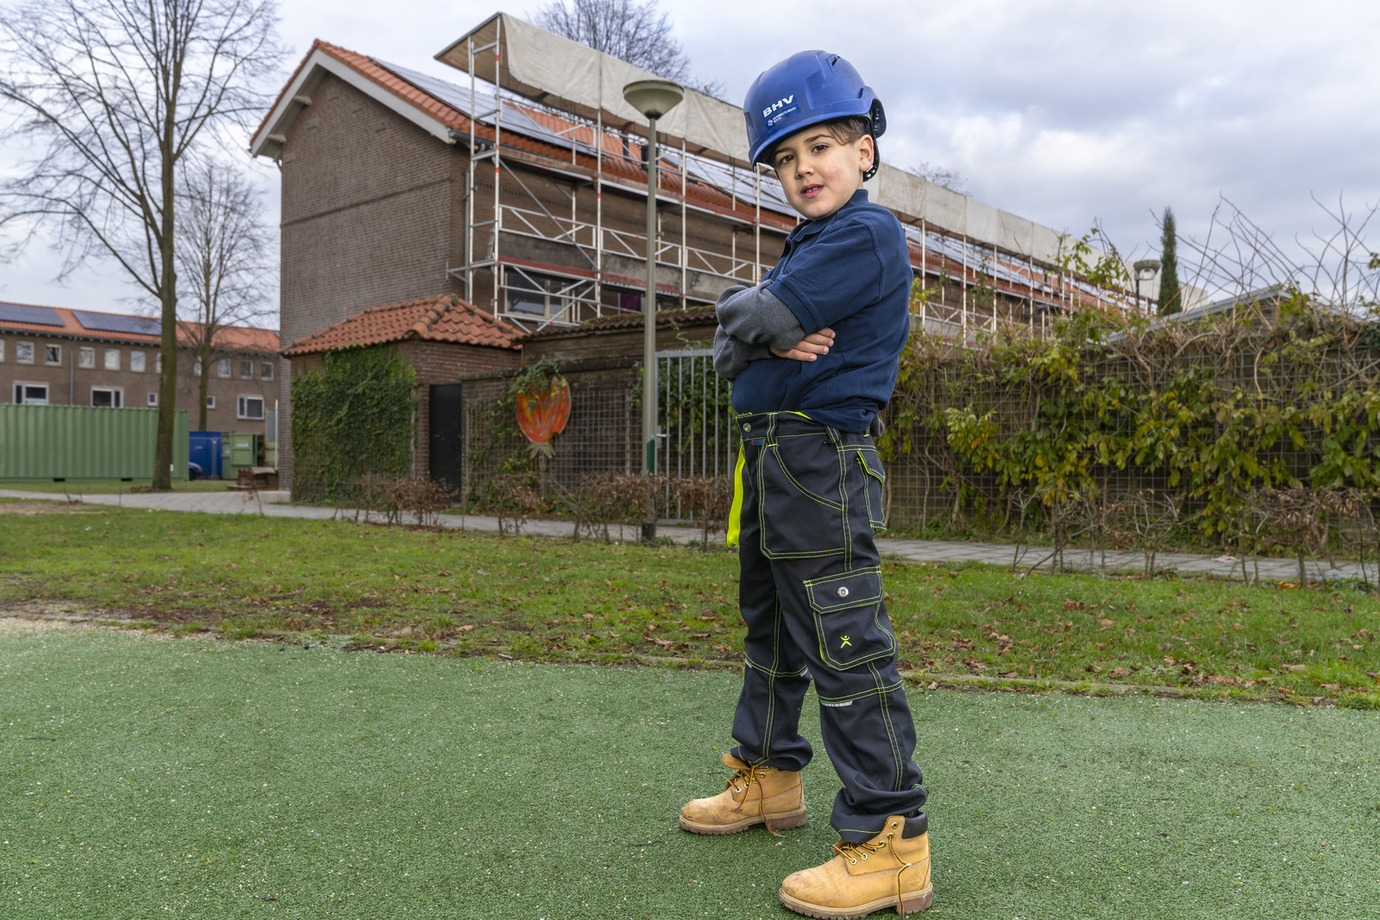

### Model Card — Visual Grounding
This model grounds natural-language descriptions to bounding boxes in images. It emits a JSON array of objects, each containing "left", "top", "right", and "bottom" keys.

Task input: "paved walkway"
[{"left": 2, "top": 487, "right": 1369, "bottom": 583}]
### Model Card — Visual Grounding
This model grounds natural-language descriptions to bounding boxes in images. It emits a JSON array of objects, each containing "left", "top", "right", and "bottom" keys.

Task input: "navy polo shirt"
[{"left": 730, "top": 189, "right": 912, "bottom": 433}]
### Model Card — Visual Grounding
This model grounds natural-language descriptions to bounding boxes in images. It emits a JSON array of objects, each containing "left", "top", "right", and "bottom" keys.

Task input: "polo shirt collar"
[{"left": 787, "top": 188, "right": 872, "bottom": 242}]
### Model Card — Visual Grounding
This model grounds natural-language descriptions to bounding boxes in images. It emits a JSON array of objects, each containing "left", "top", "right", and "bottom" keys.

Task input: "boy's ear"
[{"left": 855, "top": 135, "right": 875, "bottom": 175}]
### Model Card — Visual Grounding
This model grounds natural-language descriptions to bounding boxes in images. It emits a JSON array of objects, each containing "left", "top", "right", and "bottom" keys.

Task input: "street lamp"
[
  {"left": 623, "top": 78, "right": 683, "bottom": 541},
  {"left": 1133, "top": 259, "right": 1160, "bottom": 313}
]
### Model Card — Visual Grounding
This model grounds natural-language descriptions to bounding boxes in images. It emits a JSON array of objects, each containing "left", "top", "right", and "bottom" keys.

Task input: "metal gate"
[{"left": 656, "top": 348, "right": 736, "bottom": 483}]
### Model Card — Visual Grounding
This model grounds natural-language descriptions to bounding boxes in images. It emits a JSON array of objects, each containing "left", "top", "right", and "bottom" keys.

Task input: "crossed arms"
[{"left": 712, "top": 282, "right": 835, "bottom": 380}]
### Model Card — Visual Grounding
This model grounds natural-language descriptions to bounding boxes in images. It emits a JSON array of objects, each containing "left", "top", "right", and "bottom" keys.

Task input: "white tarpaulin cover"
[{"left": 436, "top": 13, "right": 1067, "bottom": 265}]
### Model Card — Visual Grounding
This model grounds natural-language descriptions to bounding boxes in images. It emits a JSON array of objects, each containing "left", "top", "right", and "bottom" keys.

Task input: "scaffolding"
[{"left": 431, "top": 13, "right": 1153, "bottom": 337}]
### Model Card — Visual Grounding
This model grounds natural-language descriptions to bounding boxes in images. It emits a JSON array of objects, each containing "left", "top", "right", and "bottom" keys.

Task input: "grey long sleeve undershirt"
[{"left": 712, "top": 282, "right": 807, "bottom": 380}]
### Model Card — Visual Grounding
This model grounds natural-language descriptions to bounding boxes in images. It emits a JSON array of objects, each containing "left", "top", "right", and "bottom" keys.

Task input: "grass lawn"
[
  {"left": 0, "top": 505, "right": 1377, "bottom": 707},
  {"left": 2, "top": 623, "right": 1377, "bottom": 919}
]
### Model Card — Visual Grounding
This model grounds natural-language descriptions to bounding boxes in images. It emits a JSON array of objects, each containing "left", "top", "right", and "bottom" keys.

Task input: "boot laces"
[
  {"left": 726, "top": 763, "right": 784, "bottom": 837},
  {"left": 834, "top": 831, "right": 915, "bottom": 914},
  {"left": 834, "top": 837, "right": 888, "bottom": 865}
]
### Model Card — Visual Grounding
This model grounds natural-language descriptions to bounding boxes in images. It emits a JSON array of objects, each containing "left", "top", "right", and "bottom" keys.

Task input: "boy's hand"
[{"left": 771, "top": 328, "right": 835, "bottom": 362}]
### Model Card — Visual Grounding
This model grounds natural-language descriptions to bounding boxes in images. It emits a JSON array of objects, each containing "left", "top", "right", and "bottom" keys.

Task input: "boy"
[{"left": 678, "top": 51, "right": 932, "bottom": 919}]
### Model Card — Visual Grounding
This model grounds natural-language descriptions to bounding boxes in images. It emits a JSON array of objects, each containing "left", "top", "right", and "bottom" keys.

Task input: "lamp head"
[{"left": 623, "top": 79, "right": 684, "bottom": 120}]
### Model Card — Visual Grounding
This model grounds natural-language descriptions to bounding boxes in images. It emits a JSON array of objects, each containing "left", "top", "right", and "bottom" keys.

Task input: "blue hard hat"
[{"left": 743, "top": 50, "right": 886, "bottom": 178}]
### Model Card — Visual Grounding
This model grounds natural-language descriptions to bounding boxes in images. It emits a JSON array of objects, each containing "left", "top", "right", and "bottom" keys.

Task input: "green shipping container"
[
  {"left": 226, "top": 432, "right": 258, "bottom": 478},
  {"left": 0, "top": 404, "right": 190, "bottom": 481}
]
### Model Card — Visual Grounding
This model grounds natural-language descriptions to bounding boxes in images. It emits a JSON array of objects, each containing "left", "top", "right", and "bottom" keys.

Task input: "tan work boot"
[
  {"left": 778, "top": 814, "right": 932, "bottom": 919},
  {"left": 679, "top": 752, "right": 807, "bottom": 835}
]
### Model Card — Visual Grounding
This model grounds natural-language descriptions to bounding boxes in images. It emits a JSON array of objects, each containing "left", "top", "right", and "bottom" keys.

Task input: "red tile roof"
[
  {"left": 282, "top": 294, "right": 522, "bottom": 356},
  {"left": 257, "top": 41, "right": 796, "bottom": 235},
  {"left": 0, "top": 301, "right": 279, "bottom": 352}
]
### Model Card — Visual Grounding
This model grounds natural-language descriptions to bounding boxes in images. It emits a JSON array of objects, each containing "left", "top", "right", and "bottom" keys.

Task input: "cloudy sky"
[{"left": 5, "top": 0, "right": 1379, "bottom": 319}]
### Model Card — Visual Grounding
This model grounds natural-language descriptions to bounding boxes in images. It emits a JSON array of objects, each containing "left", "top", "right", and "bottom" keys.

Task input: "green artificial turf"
[{"left": 3, "top": 624, "right": 1377, "bottom": 919}]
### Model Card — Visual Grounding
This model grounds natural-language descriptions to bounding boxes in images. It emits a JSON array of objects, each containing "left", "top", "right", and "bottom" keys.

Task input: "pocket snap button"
[{"left": 837, "top": 586, "right": 850, "bottom": 598}]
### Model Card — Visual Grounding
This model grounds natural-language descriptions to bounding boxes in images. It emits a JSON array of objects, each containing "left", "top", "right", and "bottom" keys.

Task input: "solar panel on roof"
[
  {"left": 0, "top": 302, "right": 64, "bottom": 327},
  {"left": 71, "top": 310, "right": 161, "bottom": 336}
]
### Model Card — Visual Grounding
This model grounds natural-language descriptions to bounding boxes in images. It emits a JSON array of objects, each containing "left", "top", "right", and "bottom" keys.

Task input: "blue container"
[{"left": 189, "top": 431, "right": 224, "bottom": 479}]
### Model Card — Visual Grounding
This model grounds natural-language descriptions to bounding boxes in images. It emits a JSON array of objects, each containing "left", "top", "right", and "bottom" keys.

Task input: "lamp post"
[
  {"left": 1133, "top": 259, "right": 1160, "bottom": 313},
  {"left": 623, "top": 78, "right": 683, "bottom": 542}
]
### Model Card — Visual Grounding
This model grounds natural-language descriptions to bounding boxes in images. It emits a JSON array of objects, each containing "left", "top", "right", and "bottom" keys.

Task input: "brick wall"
[
  {"left": 275, "top": 73, "right": 468, "bottom": 488},
  {"left": 1, "top": 332, "right": 276, "bottom": 440}
]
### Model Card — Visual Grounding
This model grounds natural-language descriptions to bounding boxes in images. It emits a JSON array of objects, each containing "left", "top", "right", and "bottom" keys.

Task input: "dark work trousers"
[{"left": 728, "top": 411, "right": 927, "bottom": 842}]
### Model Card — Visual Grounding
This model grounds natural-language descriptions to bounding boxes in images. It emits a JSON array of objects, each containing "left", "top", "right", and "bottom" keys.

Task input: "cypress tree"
[{"left": 1158, "top": 207, "right": 1182, "bottom": 315}]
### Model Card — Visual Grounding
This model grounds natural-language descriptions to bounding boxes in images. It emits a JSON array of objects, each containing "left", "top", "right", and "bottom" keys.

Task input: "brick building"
[
  {"left": 253, "top": 13, "right": 1147, "bottom": 493},
  {"left": 0, "top": 301, "right": 279, "bottom": 449}
]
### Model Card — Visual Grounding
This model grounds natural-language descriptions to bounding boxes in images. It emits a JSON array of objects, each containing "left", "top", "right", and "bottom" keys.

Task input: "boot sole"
[
  {"left": 678, "top": 807, "right": 807, "bottom": 836},
  {"left": 778, "top": 884, "right": 932, "bottom": 919}
]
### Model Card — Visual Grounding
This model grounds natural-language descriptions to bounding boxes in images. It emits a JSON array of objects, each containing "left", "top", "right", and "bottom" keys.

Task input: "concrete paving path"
[{"left": 3, "top": 487, "right": 1370, "bottom": 583}]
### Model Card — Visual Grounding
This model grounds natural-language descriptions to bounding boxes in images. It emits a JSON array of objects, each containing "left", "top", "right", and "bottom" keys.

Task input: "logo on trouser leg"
[{"left": 839, "top": 635, "right": 852, "bottom": 648}]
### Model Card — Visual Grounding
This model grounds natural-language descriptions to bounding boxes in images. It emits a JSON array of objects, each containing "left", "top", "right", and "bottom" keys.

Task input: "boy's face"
[{"left": 770, "top": 128, "right": 874, "bottom": 221}]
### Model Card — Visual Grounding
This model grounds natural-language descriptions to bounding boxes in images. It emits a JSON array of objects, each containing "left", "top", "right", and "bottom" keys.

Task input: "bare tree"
[
  {"left": 533, "top": 0, "right": 704, "bottom": 88},
  {"left": 175, "top": 157, "right": 275, "bottom": 431},
  {"left": 0, "top": 0, "right": 281, "bottom": 489},
  {"left": 1181, "top": 195, "right": 1380, "bottom": 311},
  {"left": 913, "top": 161, "right": 968, "bottom": 195}
]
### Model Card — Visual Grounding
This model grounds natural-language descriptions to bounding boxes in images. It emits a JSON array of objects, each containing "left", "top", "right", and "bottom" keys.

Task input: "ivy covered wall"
[
  {"left": 290, "top": 347, "right": 418, "bottom": 502},
  {"left": 880, "top": 295, "right": 1380, "bottom": 544}
]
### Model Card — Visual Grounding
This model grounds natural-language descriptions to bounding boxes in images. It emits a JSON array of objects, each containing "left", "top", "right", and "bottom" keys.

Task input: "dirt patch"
[
  {"left": 0, "top": 599, "right": 151, "bottom": 633},
  {"left": 0, "top": 501, "right": 93, "bottom": 515}
]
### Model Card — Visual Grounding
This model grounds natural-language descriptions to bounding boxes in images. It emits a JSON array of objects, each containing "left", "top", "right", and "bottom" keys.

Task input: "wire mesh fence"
[{"left": 452, "top": 300, "right": 1380, "bottom": 566}]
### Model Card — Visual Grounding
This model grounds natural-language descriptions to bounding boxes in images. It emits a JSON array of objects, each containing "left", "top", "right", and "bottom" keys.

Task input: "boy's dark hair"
[
  {"left": 768, "top": 115, "right": 873, "bottom": 167},
  {"left": 821, "top": 115, "right": 873, "bottom": 146}
]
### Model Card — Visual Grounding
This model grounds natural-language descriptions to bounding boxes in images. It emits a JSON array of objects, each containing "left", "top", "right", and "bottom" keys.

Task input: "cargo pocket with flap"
[{"left": 805, "top": 566, "right": 895, "bottom": 670}]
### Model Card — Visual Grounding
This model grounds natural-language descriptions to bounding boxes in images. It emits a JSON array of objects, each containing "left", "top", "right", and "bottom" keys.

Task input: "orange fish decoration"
[{"left": 515, "top": 375, "right": 571, "bottom": 458}]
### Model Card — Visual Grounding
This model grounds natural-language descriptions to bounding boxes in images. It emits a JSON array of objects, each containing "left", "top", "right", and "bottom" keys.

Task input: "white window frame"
[
  {"left": 78, "top": 346, "right": 95, "bottom": 368},
  {"left": 0, "top": 339, "right": 6, "bottom": 362},
  {"left": 17, "top": 341, "right": 34, "bottom": 364},
  {"left": 130, "top": 351, "right": 146, "bottom": 373},
  {"left": 44, "top": 344, "right": 61, "bottom": 366},
  {"left": 237, "top": 395, "right": 265, "bottom": 420},
  {"left": 260, "top": 361, "right": 274, "bottom": 381},
  {"left": 239, "top": 358, "right": 253, "bottom": 379},
  {"left": 217, "top": 358, "right": 231, "bottom": 378},
  {"left": 104, "top": 348, "right": 121, "bottom": 371},
  {"left": 147, "top": 392, "right": 158, "bottom": 406},
  {"left": 206, "top": 395, "right": 216, "bottom": 410},
  {"left": 91, "top": 387, "right": 123, "bottom": 408},
  {"left": 14, "top": 382, "right": 48, "bottom": 404}
]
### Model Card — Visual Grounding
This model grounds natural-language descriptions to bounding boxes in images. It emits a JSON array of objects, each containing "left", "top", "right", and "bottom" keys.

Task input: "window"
[
  {"left": 147, "top": 392, "right": 158, "bottom": 406},
  {"left": 237, "top": 395, "right": 264, "bottom": 420},
  {"left": 130, "top": 351, "right": 146, "bottom": 373},
  {"left": 0, "top": 340, "right": 5, "bottom": 362},
  {"left": 17, "top": 341, "right": 34, "bottom": 364},
  {"left": 506, "top": 273, "right": 565, "bottom": 318},
  {"left": 260, "top": 362, "right": 274, "bottom": 381},
  {"left": 155, "top": 353, "right": 162, "bottom": 374},
  {"left": 193, "top": 357, "right": 202, "bottom": 376},
  {"left": 14, "top": 383, "right": 47, "bottom": 404},
  {"left": 206, "top": 395, "right": 216, "bottom": 410},
  {"left": 78, "top": 347, "right": 95, "bottom": 368},
  {"left": 104, "top": 348, "right": 120, "bottom": 370},
  {"left": 91, "top": 387, "right": 123, "bottom": 408},
  {"left": 44, "top": 344, "right": 61, "bottom": 366},
  {"left": 218, "top": 358, "right": 231, "bottom": 378},
  {"left": 240, "top": 359, "right": 253, "bottom": 379}
]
